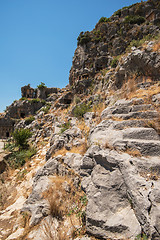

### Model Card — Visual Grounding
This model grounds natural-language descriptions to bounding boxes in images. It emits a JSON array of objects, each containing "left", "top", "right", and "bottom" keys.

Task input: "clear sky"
[{"left": 0, "top": 0, "right": 141, "bottom": 113}]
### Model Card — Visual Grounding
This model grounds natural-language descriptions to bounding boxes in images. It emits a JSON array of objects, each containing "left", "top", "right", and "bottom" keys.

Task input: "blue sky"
[{"left": 0, "top": 0, "right": 141, "bottom": 112}]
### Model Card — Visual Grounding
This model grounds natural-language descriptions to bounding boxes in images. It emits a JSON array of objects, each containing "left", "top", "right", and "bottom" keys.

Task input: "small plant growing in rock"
[
  {"left": 24, "top": 116, "right": 35, "bottom": 125},
  {"left": 41, "top": 105, "right": 50, "bottom": 114},
  {"left": 7, "top": 148, "right": 36, "bottom": 168},
  {"left": 73, "top": 102, "right": 92, "bottom": 118},
  {"left": 77, "top": 31, "right": 91, "bottom": 45},
  {"left": 20, "top": 97, "right": 27, "bottom": 101},
  {"left": 73, "top": 95, "right": 81, "bottom": 105},
  {"left": 28, "top": 98, "right": 40, "bottom": 103},
  {"left": 110, "top": 57, "right": 119, "bottom": 68},
  {"left": 60, "top": 121, "right": 71, "bottom": 134},
  {"left": 98, "top": 17, "right": 110, "bottom": 24},
  {"left": 135, "top": 233, "right": 148, "bottom": 240},
  {"left": 37, "top": 82, "right": 46, "bottom": 89},
  {"left": 5, "top": 130, "right": 36, "bottom": 169}
]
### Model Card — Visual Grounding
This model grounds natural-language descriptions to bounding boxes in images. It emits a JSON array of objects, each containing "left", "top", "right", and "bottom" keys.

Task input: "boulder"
[{"left": 81, "top": 146, "right": 160, "bottom": 239}]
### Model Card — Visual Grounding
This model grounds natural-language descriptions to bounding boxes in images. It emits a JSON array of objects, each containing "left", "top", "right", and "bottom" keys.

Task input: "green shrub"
[
  {"left": 77, "top": 31, "right": 91, "bottom": 45},
  {"left": 41, "top": 105, "right": 50, "bottom": 114},
  {"left": 135, "top": 233, "right": 148, "bottom": 240},
  {"left": 124, "top": 15, "right": 145, "bottom": 25},
  {"left": 7, "top": 148, "right": 37, "bottom": 169},
  {"left": 12, "top": 129, "right": 32, "bottom": 149},
  {"left": 98, "top": 17, "right": 110, "bottom": 24},
  {"left": 60, "top": 121, "right": 71, "bottom": 134},
  {"left": 4, "top": 142, "right": 16, "bottom": 151},
  {"left": 28, "top": 98, "right": 40, "bottom": 103},
  {"left": 25, "top": 116, "right": 35, "bottom": 125},
  {"left": 20, "top": 97, "right": 27, "bottom": 101},
  {"left": 110, "top": 57, "right": 119, "bottom": 68},
  {"left": 73, "top": 102, "right": 92, "bottom": 118},
  {"left": 41, "top": 99, "right": 46, "bottom": 105},
  {"left": 126, "top": 34, "right": 155, "bottom": 51},
  {"left": 92, "top": 30, "right": 103, "bottom": 43},
  {"left": 37, "top": 82, "right": 46, "bottom": 89}
]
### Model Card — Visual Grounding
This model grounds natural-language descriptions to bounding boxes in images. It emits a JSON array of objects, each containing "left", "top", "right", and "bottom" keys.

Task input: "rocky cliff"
[{"left": 0, "top": 0, "right": 160, "bottom": 239}]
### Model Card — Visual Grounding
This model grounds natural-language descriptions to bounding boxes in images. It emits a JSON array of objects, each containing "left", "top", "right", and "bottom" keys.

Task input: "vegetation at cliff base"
[
  {"left": 5, "top": 129, "right": 36, "bottom": 169},
  {"left": 12, "top": 129, "right": 32, "bottom": 150}
]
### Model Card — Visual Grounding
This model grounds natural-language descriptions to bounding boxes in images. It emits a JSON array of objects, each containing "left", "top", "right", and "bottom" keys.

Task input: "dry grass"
[
  {"left": 145, "top": 113, "right": 160, "bottom": 135},
  {"left": 52, "top": 147, "right": 68, "bottom": 157},
  {"left": 92, "top": 102, "right": 105, "bottom": 116},
  {"left": 105, "top": 141, "right": 114, "bottom": 150},
  {"left": 121, "top": 77, "right": 137, "bottom": 99},
  {"left": 70, "top": 143, "right": 88, "bottom": 155},
  {"left": 119, "top": 76, "right": 160, "bottom": 102},
  {"left": 125, "top": 148, "right": 142, "bottom": 157},
  {"left": 0, "top": 183, "right": 8, "bottom": 210},
  {"left": 77, "top": 120, "right": 90, "bottom": 137},
  {"left": 41, "top": 218, "right": 58, "bottom": 240},
  {"left": 111, "top": 116, "right": 123, "bottom": 121},
  {"left": 140, "top": 169, "right": 160, "bottom": 181},
  {"left": 41, "top": 175, "right": 87, "bottom": 239},
  {"left": 128, "top": 82, "right": 160, "bottom": 101},
  {"left": 152, "top": 41, "right": 160, "bottom": 52},
  {"left": 53, "top": 141, "right": 88, "bottom": 158}
]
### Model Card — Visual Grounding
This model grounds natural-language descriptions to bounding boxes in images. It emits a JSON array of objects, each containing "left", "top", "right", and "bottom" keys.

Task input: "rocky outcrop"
[
  {"left": 21, "top": 157, "right": 68, "bottom": 226},
  {"left": 69, "top": 1, "right": 160, "bottom": 88},
  {"left": 80, "top": 146, "right": 160, "bottom": 240},
  {"left": 23, "top": 138, "right": 160, "bottom": 239},
  {"left": 90, "top": 98, "right": 160, "bottom": 156},
  {"left": 46, "top": 125, "right": 83, "bottom": 160},
  {"left": 114, "top": 46, "right": 160, "bottom": 88},
  {"left": 21, "top": 84, "right": 58, "bottom": 100},
  {"left": 5, "top": 99, "right": 45, "bottom": 119},
  {"left": 1, "top": 1, "right": 160, "bottom": 240}
]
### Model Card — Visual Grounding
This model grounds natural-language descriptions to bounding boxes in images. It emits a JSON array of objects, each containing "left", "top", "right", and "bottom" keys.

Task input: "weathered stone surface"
[
  {"left": 81, "top": 146, "right": 160, "bottom": 239},
  {"left": 63, "top": 152, "right": 82, "bottom": 173},
  {"left": 46, "top": 126, "right": 82, "bottom": 160},
  {"left": 84, "top": 112, "right": 95, "bottom": 127},
  {"left": 21, "top": 157, "right": 69, "bottom": 226},
  {"left": 152, "top": 93, "right": 160, "bottom": 105},
  {"left": 122, "top": 127, "right": 160, "bottom": 141},
  {"left": 81, "top": 148, "right": 141, "bottom": 239},
  {"left": 6, "top": 100, "right": 44, "bottom": 119},
  {"left": 115, "top": 48, "right": 160, "bottom": 89},
  {"left": 58, "top": 91, "right": 73, "bottom": 105}
]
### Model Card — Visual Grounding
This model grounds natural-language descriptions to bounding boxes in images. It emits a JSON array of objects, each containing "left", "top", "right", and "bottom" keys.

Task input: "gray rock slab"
[{"left": 122, "top": 127, "right": 160, "bottom": 141}]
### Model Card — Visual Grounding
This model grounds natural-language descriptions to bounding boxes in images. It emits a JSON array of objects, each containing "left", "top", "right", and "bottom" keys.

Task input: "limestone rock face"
[
  {"left": 90, "top": 98, "right": 160, "bottom": 156},
  {"left": 2, "top": 1, "right": 160, "bottom": 240},
  {"left": 115, "top": 48, "right": 160, "bottom": 88},
  {"left": 46, "top": 126, "right": 82, "bottom": 160},
  {"left": 81, "top": 146, "right": 160, "bottom": 240},
  {"left": 6, "top": 100, "right": 44, "bottom": 119},
  {"left": 21, "top": 157, "right": 69, "bottom": 226},
  {"left": 69, "top": 1, "right": 160, "bottom": 90}
]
